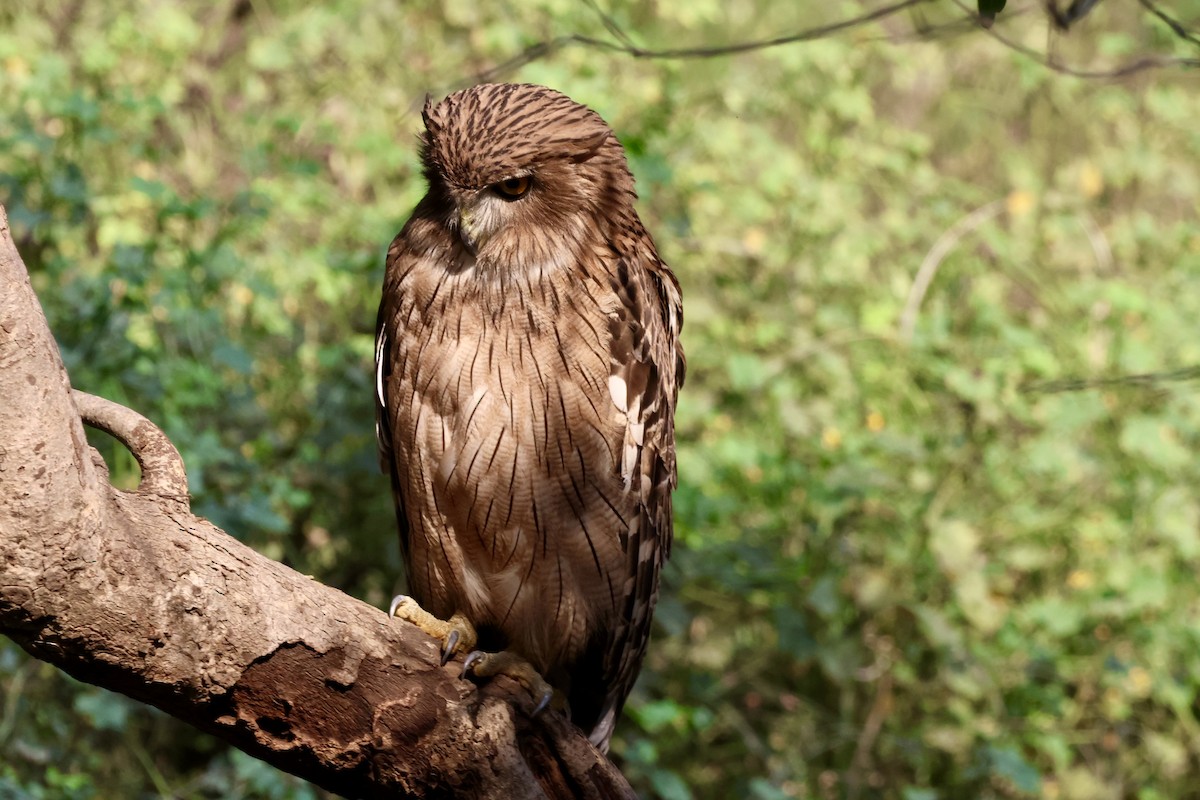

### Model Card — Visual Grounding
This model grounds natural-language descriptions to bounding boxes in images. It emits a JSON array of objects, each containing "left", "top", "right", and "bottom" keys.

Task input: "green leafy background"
[{"left": 3, "top": 1, "right": 1200, "bottom": 798}]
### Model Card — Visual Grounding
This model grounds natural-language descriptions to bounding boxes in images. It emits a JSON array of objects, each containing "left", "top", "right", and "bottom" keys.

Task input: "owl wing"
[
  {"left": 374, "top": 236, "right": 411, "bottom": 564},
  {"left": 589, "top": 241, "right": 685, "bottom": 751}
]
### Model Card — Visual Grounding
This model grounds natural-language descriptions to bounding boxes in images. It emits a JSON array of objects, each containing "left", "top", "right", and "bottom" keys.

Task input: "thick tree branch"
[{"left": 0, "top": 205, "right": 634, "bottom": 799}]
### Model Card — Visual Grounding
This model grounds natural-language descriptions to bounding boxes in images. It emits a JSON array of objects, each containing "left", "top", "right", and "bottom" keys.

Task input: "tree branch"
[
  {"left": 0, "top": 205, "right": 633, "bottom": 799},
  {"left": 956, "top": 0, "right": 1200, "bottom": 77},
  {"left": 463, "top": 0, "right": 1200, "bottom": 89},
  {"left": 471, "top": 0, "right": 935, "bottom": 83}
]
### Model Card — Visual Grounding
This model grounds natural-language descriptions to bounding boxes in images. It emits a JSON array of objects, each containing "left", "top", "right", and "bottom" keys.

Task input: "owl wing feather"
[
  {"left": 590, "top": 239, "right": 684, "bottom": 750},
  {"left": 374, "top": 235, "right": 412, "bottom": 567}
]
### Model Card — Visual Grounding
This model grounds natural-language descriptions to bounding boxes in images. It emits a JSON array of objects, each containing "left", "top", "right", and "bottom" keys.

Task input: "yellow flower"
[
  {"left": 4, "top": 55, "right": 29, "bottom": 79},
  {"left": 1066, "top": 569, "right": 1093, "bottom": 590},
  {"left": 821, "top": 427, "right": 842, "bottom": 449},
  {"left": 1006, "top": 190, "right": 1036, "bottom": 217},
  {"left": 1079, "top": 163, "right": 1103, "bottom": 198},
  {"left": 1127, "top": 666, "right": 1152, "bottom": 696}
]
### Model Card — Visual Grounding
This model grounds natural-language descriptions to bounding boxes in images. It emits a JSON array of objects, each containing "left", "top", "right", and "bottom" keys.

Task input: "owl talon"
[
  {"left": 387, "top": 594, "right": 477, "bottom": 664},
  {"left": 531, "top": 688, "right": 553, "bottom": 717},
  {"left": 441, "top": 630, "right": 460, "bottom": 666},
  {"left": 461, "top": 649, "right": 557, "bottom": 718},
  {"left": 387, "top": 594, "right": 411, "bottom": 618},
  {"left": 461, "top": 649, "right": 485, "bottom": 677}
]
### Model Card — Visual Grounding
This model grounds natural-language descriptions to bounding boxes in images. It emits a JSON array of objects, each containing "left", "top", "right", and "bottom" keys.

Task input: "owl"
[{"left": 374, "top": 83, "right": 683, "bottom": 752}]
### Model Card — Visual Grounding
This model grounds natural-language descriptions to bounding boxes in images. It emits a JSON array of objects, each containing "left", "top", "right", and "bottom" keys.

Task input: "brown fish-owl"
[{"left": 374, "top": 83, "right": 683, "bottom": 751}]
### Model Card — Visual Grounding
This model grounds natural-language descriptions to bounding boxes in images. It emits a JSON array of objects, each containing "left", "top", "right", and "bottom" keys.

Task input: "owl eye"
[{"left": 493, "top": 175, "right": 532, "bottom": 200}]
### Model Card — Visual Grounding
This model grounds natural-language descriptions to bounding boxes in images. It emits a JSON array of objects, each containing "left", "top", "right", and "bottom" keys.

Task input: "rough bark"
[{"left": 0, "top": 204, "right": 635, "bottom": 800}]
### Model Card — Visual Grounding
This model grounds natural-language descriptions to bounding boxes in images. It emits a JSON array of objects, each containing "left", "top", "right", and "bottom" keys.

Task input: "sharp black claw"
[
  {"left": 531, "top": 691, "right": 552, "bottom": 717},
  {"left": 441, "top": 630, "right": 460, "bottom": 665},
  {"left": 461, "top": 650, "right": 484, "bottom": 678}
]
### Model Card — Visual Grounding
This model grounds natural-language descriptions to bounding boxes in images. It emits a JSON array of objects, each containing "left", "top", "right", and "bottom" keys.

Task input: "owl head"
[{"left": 417, "top": 83, "right": 638, "bottom": 274}]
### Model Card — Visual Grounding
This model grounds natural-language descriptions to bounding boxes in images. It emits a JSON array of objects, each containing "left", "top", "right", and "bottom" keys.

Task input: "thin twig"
[
  {"left": 1022, "top": 364, "right": 1200, "bottom": 393},
  {"left": 846, "top": 671, "right": 893, "bottom": 800},
  {"left": 1138, "top": 0, "right": 1200, "bottom": 48},
  {"left": 474, "top": 0, "right": 934, "bottom": 82},
  {"left": 1078, "top": 212, "right": 1113, "bottom": 274},
  {"left": 900, "top": 199, "right": 1007, "bottom": 343},
  {"left": 581, "top": 0, "right": 637, "bottom": 49},
  {"left": 955, "top": 0, "right": 1200, "bottom": 77},
  {"left": 470, "top": 0, "right": 1200, "bottom": 86},
  {"left": 1046, "top": 0, "right": 1105, "bottom": 30}
]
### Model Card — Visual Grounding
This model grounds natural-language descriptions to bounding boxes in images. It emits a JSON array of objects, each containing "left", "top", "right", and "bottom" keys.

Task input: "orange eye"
[{"left": 494, "top": 175, "right": 532, "bottom": 199}]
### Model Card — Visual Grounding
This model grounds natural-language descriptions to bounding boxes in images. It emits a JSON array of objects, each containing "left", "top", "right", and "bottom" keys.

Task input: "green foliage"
[{"left": 3, "top": 1, "right": 1200, "bottom": 798}]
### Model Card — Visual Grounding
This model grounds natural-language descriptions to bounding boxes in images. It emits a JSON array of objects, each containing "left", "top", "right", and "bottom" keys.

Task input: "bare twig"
[
  {"left": 1078, "top": 212, "right": 1113, "bottom": 274},
  {"left": 900, "top": 199, "right": 1007, "bottom": 343},
  {"left": 1046, "top": 0, "right": 1105, "bottom": 31},
  {"left": 988, "top": 26, "right": 1200, "bottom": 76},
  {"left": 1138, "top": 0, "right": 1200, "bottom": 48},
  {"left": 466, "top": 0, "right": 1200, "bottom": 87},
  {"left": 474, "top": 0, "right": 935, "bottom": 82},
  {"left": 581, "top": 0, "right": 637, "bottom": 49},
  {"left": 959, "top": 0, "right": 1200, "bottom": 76},
  {"left": 846, "top": 671, "right": 893, "bottom": 800},
  {"left": 1022, "top": 364, "right": 1200, "bottom": 393}
]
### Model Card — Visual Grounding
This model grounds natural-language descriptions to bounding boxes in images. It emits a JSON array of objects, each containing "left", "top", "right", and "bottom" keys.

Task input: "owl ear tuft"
[{"left": 567, "top": 129, "right": 612, "bottom": 164}]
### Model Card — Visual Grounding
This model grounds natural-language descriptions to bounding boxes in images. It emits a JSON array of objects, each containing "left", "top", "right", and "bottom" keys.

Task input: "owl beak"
[{"left": 458, "top": 209, "right": 480, "bottom": 255}]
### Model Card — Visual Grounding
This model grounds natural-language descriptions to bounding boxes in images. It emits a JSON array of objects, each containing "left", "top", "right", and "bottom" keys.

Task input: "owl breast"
[{"left": 387, "top": 256, "right": 630, "bottom": 674}]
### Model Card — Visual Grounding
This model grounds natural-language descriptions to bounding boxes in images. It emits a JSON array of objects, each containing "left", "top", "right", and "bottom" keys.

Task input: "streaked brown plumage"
[{"left": 375, "top": 83, "right": 683, "bottom": 750}]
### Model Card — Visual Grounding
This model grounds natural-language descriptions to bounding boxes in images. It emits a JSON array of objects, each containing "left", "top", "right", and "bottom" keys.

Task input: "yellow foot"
[
  {"left": 461, "top": 649, "right": 558, "bottom": 717},
  {"left": 388, "top": 594, "right": 477, "bottom": 666}
]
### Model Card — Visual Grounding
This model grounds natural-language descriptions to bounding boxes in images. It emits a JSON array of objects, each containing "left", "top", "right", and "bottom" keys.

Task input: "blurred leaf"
[
  {"left": 73, "top": 691, "right": 131, "bottom": 732},
  {"left": 631, "top": 699, "right": 686, "bottom": 734},
  {"left": 984, "top": 745, "right": 1041, "bottom": 794},
  {"left": 648, "top": 769, "right": 692, "bottom": 800}
]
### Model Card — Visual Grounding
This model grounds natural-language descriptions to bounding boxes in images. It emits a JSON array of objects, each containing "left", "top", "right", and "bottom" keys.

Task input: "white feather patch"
[
  {"left": 629, "top": 421, "right": 645, "bottom": 447},
  {"left": 622, "top": 439, "right": 637, "bottom": 490},
  {"left": 375, "top": 330, "right": 388, "bottom": 407},
  {"left": 608, "top": 374, "right": 628, "bottom": 413}
]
